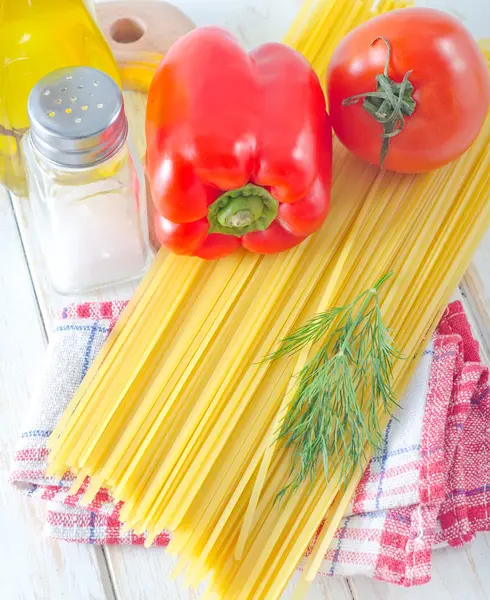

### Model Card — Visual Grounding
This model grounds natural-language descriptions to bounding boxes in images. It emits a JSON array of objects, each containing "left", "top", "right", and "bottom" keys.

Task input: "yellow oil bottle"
[{"left": 0, "top": 0, "right": 119, "bottom": 195}]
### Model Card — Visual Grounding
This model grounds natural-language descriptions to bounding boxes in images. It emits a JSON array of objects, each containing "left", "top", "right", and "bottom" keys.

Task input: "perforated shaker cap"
[{"left": 27, "top": 66, "right": 128, "bottom": 168}]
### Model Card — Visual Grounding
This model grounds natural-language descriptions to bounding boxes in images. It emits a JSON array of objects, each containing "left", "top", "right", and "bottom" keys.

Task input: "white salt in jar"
[{"left": 22, "top": 66, "right": 151, "bottom": 294}]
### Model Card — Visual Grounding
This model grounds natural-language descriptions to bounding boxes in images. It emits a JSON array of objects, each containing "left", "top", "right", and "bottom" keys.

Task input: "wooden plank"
[
  {"left": 107, "top": 547, "right": 353, "bottom": 600},
  {"left": 107, "top": 549, "right": 207, "bottom": 600},
  {"left": 461, "top": 231, "right": 490, "bottom": 357},
  {"left": 0, "top": 190, "right": 115, "bottom": 600},
  {"left": 348, "top": 534, "right": 490, "bottom": 600}
]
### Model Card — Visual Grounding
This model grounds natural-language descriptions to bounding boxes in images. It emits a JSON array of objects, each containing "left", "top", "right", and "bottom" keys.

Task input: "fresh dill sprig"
[{"left": 268, "top": 272, "right": 403, "bottom": 503}]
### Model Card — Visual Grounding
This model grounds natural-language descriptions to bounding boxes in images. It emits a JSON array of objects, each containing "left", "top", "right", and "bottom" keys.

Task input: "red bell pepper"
[{"left": 146, "top": 27, "right": 332, "bottom": 259}]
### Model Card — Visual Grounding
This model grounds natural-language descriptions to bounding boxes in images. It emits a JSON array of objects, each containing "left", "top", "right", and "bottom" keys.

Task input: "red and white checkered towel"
[{"left": 10, "top": 300, "right": 490, "bottom": 586}]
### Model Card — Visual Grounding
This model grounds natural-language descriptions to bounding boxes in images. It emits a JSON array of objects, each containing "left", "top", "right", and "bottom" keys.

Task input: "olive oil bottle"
[{"left": 0, "top": 0, "right": 119, "bottom": 194}]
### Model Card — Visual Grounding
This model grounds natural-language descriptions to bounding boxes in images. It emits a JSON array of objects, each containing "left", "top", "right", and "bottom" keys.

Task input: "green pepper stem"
[
  {"left": 217, "top": 195, "right": 265, "bottom": 228},
  {"left": 208, "top": 184, "right": 279, "bottom": 237}
]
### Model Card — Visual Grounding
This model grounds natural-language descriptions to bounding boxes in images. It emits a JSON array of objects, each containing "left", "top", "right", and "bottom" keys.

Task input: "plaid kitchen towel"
[{"left": 10, "top": 301, "right": 490, "bottom": 586}]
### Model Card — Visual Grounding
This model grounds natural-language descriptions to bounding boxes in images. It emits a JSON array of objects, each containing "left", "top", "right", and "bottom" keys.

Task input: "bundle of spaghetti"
[
  {"left": 46, "top": 0, "right": 490, "bottom": 598},
  {"left": 212, "top": 120, "right": 489, "bottom": 600}
]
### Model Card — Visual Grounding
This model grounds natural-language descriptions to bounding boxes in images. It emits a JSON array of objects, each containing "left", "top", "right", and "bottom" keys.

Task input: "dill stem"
[
  {"left": 337, "top": 289, "right": 376, "bottom": 355},
  {"left": 267, "top": 272, "right": 401, "bottom": 500}
]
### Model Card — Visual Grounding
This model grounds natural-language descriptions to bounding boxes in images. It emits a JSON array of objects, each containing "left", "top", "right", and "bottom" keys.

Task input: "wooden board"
[
  {"left": 1, "top": 0, "right": 489, "bottom": 599},
  {"left": 96, "top": 0, "right": 195, "bottom": 58}
]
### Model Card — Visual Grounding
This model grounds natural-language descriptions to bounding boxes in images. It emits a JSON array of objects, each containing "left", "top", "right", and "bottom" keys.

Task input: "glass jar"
[{"left": 22, "top": 66, "right": 151, "bottom": 295}]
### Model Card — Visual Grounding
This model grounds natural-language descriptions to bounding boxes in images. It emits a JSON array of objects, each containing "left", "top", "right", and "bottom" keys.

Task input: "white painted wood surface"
[
  {"left": 1, "top": 0, "right": 489, "bottom": 599},
  {"left": 0, "top": 196, "right": 115, "bottom": 600}
]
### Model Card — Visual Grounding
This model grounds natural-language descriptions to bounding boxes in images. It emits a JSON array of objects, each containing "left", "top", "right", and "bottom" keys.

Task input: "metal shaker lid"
[{"left": 27, "top": 66, "right": 128, "bottom": 168}]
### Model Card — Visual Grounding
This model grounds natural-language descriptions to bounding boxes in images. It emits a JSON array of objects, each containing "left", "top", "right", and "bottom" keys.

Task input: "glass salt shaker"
[{"left": 22, "top": 66, "right": 152, "bottom": 295}]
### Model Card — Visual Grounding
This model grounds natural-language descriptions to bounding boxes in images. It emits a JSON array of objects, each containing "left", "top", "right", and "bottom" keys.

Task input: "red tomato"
[{"left": 327, "top": 8, "right": 490, "bottom": 173}]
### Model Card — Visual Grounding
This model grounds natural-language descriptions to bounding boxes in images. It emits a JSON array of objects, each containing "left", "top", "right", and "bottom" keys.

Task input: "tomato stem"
[{"left": 342, "top": 37, "right": 416, "bottom": 168}]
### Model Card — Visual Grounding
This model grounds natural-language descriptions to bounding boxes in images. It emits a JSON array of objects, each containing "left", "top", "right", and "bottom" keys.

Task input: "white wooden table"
[{"left": 1, "top": 0, "right": 489, "bottom": 598}]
